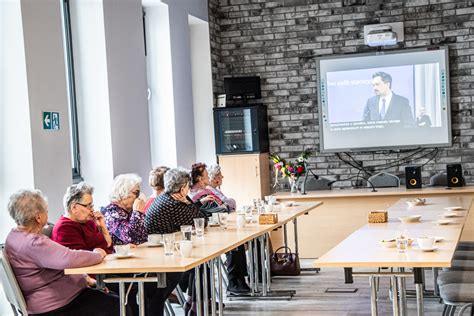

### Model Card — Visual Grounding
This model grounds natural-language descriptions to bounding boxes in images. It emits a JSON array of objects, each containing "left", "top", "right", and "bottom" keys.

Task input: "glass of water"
[
  {"left": 162, "top": 233, "right": 175, "bottom": 255},
  {"left": 396, "top": 235, "right": 408, "bottom": 253},
  {"left": 180, "top": 225, "right": 192, "bottom": 241},
  {"left": 194, "top": 218, "right": 205, "bottom": 237},
  {"left": 218, "top": 212, "right": 228, "bottom": 229}
]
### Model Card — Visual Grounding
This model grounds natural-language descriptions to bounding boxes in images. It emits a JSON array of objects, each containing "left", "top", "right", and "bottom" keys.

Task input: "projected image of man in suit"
[{"left": 362, "top": 71, "right": 415, "bottom": 125}]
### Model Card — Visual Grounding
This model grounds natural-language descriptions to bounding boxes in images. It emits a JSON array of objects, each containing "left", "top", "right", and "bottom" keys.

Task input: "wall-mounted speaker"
[
  {"left": 447, "top": 164, "right": 464, "bottom": 187},
  {"left": 405, "top": 166, "right": 422, "bottom": 189}
]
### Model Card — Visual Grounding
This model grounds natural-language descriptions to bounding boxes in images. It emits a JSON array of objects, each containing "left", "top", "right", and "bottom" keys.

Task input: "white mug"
[
  {"left": 175, "top": 240, "right": 193, "bottom": 258},
  {"left": 114, "top": 244, "right": 130, "bottom": 256},
  {"left": 148, "top": 234, "right": 162, "bottom": 245},
  {"left": 237, "top": 213, "right": 246, "bottom": 229},
  {"left": 417, "top": 237, "right": 435, "bottom": 249}
]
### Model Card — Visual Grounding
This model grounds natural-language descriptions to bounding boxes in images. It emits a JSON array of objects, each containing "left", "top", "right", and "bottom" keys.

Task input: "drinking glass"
[
  {"left": 163, "top": 233, "right": 175, "bottom": 255},
  {"left": 180, "top": 225, "right": 192, "bottom": 241},
  {"left": 245, "top": 206, "right": 253, "bottom": 223},
  {"left": 194, "top": 218, "right": 205, "bottom": 237},
  {"left": 218, "top": 212, "right": 228, "bottom": 229},
  {"left": 396, "top": 235, "right": 408, "bottom": 253}
]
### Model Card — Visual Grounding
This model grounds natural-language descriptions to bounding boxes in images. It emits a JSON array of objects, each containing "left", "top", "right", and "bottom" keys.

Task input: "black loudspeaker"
[
  {"left": 405, "top": 166, "right": 422, "bottom": 189},
  {"left": 447, "top": 164, "right": 464, "bottom": 187}
]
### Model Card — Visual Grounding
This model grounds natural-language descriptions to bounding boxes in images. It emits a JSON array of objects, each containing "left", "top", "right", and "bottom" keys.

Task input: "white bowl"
[
  {"left": 441, "top": 211, "right": 458, "bottom": 218},
  {"left": 398, "top": 215, "right": 422, "bottom": 223},
  {"left": 406, "top": 198, "right": 426, "bottom": 207},
  {"left": 437, "top": 219, "right": 452, "bottom": 225},
  {"left": 444, "top": 206, "right": 464, "bottom": 211}
]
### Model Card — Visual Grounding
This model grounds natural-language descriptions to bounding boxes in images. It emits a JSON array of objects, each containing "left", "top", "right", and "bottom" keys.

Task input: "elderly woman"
[
  {"left": 101, "top": 173, "right": 147, "bottom": 245},
  {"left": 4, "top": 189, "right": 120, "bottom": 315},
  {"left": 52, "top": 182, "right": 112, "bottom": 253},
  {"left": 189, "top": 163, "right": 223, "bottom": 210},
  {"left": 190, "top": 163, "right": 250, "bottom": 295},
  {"left": 207, "top": 164, "right": 236, "bottom": 212},
  {"left": 145, "top": 168, "right": 212, "bottom": 314},
  {"left": 144, "top": 166, "right": 169, "bottom": 212}
]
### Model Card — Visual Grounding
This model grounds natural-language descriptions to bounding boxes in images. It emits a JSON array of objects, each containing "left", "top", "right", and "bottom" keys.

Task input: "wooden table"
[
  {"left": 314, "top": 196, "right": 471, "bottom": 316},
  {"left": 65, "top": 202, "right": 322, "bottom": 316},
  {"left": 273, "top": 186, "right": 474, "bottom": 258}
]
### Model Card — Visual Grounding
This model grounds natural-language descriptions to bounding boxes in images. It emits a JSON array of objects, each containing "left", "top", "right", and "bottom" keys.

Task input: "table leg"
[
  {"left": 203, "top": 262, "right": 209, "bottom": 316},
  {"left": 433, "top": 268, "right": 439, "bottom": 296},
  {"left": 370, "top": 276, "right": 378, "bottom": 316},
  {"left": 265, "top": 233, "right": 271, "bottom": 291},
  {"left": 398, "top": 268, "right": 407, "bottom": 316},
  {"left": 253, "top": 238, "right": 259, "bottom": 293},
  {"left": 391, "top": 275, "right": 400, "bottom": 316},
  {"left": 260, "top": 235, "right": 267, "bottom": 296},
  {"left": 119, "top": 282, "right": 126, "bottom": 316},
  {"left": 283, "top": 224, "right": 288, "bottom": 252},
  {"left": 138, "top": 281, "right": 145, "bottom": 316},
  {"left": 210, "top": 260, "right": 216, "bottom": 316},
  {"left": 196, "top": 265, "right": 202, "bottom": 316},
  {"left": 247, "top": 240, "right": 255, "bottom": 296},
  {"left": 217, "top": 258, "right": 223, "bottom": 316},
  {"left": 414, "top": 268, "right": 424, "bottom": 316},
  {"left": 293, "top": 218, "right": 299, "bottom": 254}
]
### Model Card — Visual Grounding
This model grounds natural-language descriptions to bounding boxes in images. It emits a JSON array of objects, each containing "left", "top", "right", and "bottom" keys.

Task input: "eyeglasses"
[
  {"left": 131, "top": 190, "right": 140, "bottom": 198},
  {"left": 76, "top": 202, "right": 94, "bottom": 210}
]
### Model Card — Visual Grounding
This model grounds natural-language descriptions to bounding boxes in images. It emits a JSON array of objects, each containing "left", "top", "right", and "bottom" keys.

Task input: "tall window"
[{"left": 61, "top": 0, "right": 81, "bottom": 180}]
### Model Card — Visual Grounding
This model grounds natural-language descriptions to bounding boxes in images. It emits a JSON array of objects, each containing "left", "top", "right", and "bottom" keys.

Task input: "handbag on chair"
[{"left": 270, "top": 246, "right": 301, "bottom": 276}]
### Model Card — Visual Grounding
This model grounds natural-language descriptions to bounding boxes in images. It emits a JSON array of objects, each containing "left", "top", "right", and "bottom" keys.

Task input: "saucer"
[
  {"left": 436, "top": 219, "right": 452, "bottom": 225},
  {"left": 419, "top": 246, "right": 438, "bottom": 252},
  {"left": 444, "top": 206, "right": 464, "bottom": 211},
  {"left": 114, "top": 253, "right": 135, "bottom": 259},
  {"left": 145, "top": 242, "right": 162, "bottom": 248},
  {"left": 441, "top": 212, "right": 458, "bottom": 218}
]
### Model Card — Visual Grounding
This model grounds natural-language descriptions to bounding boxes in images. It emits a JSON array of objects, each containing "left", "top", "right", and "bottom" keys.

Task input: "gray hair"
[
  {"left": 63, "top": 182, "right": 94, "bottom": 212},
  {"left": 8, "top": 189, "right": 48, "bottom": 226},
  {"left": 164, "top": 168, "right": 191, "bottom": 194},
  {"left": 109, "top": 173, "right": 142, "bottom": 202},
  {"left": 207, "top": 164, "right": 222, "bottom": 181}
]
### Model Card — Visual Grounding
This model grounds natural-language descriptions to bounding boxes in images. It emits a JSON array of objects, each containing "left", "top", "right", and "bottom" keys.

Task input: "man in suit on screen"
[{"left": 362, "top": 71, "right": 415, "bottom": 125}]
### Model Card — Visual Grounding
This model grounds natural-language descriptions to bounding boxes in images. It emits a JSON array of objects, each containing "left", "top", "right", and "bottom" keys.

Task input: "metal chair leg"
[{"left": 165, "top": 299, "right": 175, "bottom": 316}]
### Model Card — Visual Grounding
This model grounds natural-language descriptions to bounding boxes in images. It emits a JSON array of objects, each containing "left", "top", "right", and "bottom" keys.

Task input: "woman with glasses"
[
  {"left": 101, "top": 173, "right": 147, "bottom": 245},
  {"left": 52, "top": 182, "right": 112, "bottom": 253}
]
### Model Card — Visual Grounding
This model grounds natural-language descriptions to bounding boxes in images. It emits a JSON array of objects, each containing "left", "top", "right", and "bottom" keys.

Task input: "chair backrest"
[{"left": 0, "top": 247, "right": 28, "bottom": 316}]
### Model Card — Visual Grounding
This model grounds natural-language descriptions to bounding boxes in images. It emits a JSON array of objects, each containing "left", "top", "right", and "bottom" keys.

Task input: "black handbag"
[{"left": 270, "top": 246, "right": 301, "bottom": 276}]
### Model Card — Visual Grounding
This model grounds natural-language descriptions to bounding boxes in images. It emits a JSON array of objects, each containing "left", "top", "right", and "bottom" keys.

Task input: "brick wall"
[{"left": 208, "top": 0, "right": 474, "bottom": 189}]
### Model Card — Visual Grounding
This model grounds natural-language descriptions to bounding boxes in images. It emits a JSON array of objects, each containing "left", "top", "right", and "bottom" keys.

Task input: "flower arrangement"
[{"left": 270, "top": 150, "right": 312, "bottom": 191}]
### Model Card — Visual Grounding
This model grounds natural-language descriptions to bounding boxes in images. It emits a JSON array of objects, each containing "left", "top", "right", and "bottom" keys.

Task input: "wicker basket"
[
  {"left": 259, "top": 213, "right": 278, "bottom": 224},
  {"left": 368, "top": 210, "right": 388, "bottom": 223}
]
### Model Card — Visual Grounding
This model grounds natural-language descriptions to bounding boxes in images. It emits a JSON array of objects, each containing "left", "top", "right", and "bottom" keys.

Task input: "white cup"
[
  {"left": 148, "top": 234, "right": 162, "bottom": 245},
  {"left": 237, "top": 213, "right": 246, "bottom": 229},
  {"left": 417, "top": 237, "right": 435, "bottom": 249},
  {"left": 114, "top": 244, "right": 130, "bottom": 256},
  {"left": 264, "top": 204, "right": 273, "bottom": 213},
  {"left": 175, "top": 240, "right": 193, "bottom": 258}
]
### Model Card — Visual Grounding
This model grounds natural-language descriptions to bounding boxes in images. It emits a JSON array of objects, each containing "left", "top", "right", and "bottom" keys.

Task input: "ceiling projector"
[{"left": 366, "top": 26, "right": 398, "bottom": 47}]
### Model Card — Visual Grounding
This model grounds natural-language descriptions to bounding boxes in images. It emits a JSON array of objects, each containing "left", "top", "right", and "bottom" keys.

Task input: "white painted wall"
[
  {"left": 69, "top": 0, "right": 114, "bottom": 207},
  {"left": 103, "top": 0, "right": 152, "bottom": 188},
  {"left": 189, "top": 16, "right": 216, "bottom": 165}
]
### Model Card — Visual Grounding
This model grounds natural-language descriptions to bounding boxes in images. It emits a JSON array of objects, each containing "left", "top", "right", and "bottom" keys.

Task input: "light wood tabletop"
[
  {"left": 65, "top": 201, "right": 322, "bottom": 275},
  {"left": 314, "top": 196, "right": 471, "bottom": 269}
]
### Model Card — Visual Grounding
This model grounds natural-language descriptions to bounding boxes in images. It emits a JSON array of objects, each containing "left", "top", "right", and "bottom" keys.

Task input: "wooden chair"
[{"left": 0, "top": 246, "right": 28, "bottom": 316}]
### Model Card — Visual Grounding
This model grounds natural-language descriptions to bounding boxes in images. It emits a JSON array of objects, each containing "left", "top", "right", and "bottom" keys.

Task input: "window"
[{"left": 61, "top": 0, "right": 81, "bottom": 181}]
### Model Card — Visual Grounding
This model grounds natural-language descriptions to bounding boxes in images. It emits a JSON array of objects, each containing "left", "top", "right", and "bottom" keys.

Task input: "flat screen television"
[
  {"left": 224, "top": 76, "right": 262, "bottom": 101},
  {"left": 316, "top": 46, "right": 451, "bottom": 153}
]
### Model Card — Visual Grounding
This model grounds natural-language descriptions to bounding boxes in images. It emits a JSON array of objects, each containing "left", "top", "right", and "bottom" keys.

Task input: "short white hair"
[
  {"left": 164, "top": 168, "right": 191, "bottom": 194},
  {"left": 8, "top": 189, "right": 48, "bottom": 226},
  {"left": 207, "top": 164, "right": 222, "bottom": 181},
  {"left": 63, "top": 182, "right": 94, "bottom": 212},
  {"left": 109, "top": 173, "right": 142, "bottom": 202}
]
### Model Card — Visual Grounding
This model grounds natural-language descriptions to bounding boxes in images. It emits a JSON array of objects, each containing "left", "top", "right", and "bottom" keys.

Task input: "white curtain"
[{"left": 414, "top": 64, "right": 441, "bottom": 126}]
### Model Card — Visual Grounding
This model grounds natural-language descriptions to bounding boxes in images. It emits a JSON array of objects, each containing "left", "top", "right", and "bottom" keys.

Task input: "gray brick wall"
[{"left": 208, "top": 0, "right": 474, "bottom": 189}]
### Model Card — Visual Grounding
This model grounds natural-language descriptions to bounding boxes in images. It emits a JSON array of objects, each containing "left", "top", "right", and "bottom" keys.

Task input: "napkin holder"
[
  {"left": 259, "top": 213, "right": 278, "bottom": 224},
  {"left": 368, "top": 210, "right": 388, "bottom": 223}
]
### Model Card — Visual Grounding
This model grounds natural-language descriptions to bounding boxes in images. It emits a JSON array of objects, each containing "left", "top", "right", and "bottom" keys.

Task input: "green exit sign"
[{"left": 43, "top": 112, "right": 60, "bottom": 130}]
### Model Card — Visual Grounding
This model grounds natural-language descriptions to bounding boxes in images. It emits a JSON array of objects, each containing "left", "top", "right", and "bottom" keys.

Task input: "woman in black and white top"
[{"left": 145, "top": 167, "right": 210, "bottom": 234}]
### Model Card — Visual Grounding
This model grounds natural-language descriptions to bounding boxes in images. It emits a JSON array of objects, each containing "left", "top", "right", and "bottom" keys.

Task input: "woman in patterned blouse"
[{"left": 101, "top": 173, "right": 147, "bottom": 245}]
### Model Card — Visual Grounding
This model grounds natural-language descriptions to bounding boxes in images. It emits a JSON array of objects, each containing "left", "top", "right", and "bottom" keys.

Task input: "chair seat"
[
  {"left": 439, "top": 283, "right": 474, "bottom": 302},
  {"left": 456, "top": 241, "right": 474, "bottom": 251},
  {"left": 449, "top": 260, "right": 474, "bottom": 271},
  {"left": 437, "top": 271, "right": 474, "bottom": 287},
  {"left": 454, "top": 250, "right": 474, "bottom": 260}
]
